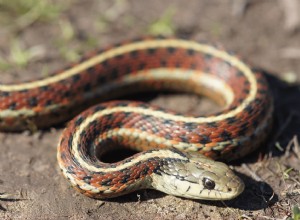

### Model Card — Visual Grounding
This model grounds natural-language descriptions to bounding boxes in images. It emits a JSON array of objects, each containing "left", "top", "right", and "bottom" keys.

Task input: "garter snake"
[{"left": 0, "top": 37, "right": 273, "bottom": 200}]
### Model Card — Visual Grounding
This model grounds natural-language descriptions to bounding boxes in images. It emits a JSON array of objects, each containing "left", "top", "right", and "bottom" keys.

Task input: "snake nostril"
[{"left": 228, "top": 188, "right": 232, "bottom": 192}]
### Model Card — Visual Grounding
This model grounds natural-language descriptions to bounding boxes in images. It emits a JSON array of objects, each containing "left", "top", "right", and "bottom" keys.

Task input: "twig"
[
  {"left": 242, "top": 163, "right": 263, "bottom": 181},
  {"left": 291, "top": 135, "right": 300, "bottom": 159}
]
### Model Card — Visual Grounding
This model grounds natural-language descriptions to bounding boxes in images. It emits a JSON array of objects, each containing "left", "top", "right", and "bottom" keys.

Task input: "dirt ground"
[{"left": 0, "top": 0, "right": 300, "bottom": 219}]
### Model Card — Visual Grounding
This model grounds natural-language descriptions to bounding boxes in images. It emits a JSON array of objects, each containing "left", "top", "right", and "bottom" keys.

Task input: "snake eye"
[{"left": 202, "top": 178, "right": 215, "bottom": 190}]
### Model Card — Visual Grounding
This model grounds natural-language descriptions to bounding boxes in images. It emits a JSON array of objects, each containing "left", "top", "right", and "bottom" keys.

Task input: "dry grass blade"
[{"left": 0, "top": 192, "right": 21, "bottom": 201}]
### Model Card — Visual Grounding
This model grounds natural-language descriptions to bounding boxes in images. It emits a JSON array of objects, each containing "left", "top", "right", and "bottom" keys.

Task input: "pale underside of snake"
[{"left": 0, "top": 37, "right": 273, "bottom": 200}]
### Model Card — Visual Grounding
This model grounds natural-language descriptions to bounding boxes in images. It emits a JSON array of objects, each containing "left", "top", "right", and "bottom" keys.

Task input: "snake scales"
[{"left": 0, "top": 37, "right": 273, "bottom": 200}]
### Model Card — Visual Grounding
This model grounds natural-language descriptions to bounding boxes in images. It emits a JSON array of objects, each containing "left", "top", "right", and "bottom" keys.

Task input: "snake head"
[{"left": 151, "top": 151, "right": 244, "bottom": 200}]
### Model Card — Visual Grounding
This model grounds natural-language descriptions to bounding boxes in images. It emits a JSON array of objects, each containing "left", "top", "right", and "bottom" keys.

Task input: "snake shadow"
[
  {"left": 101, "top": 149, "right": 277, "bottom": 210},
  {"left": 97, "top": 171, "right": 276, "bottom": 211},
  {"left": 191, "top": 172, "right": 277, "bottom": 210},
  {"left": 207, "top": 70, "right": 300, "bottom": 210},
  {"left": 261, "top": 70, "right": 300, "bottom": 158},
  {"left": 232, "top": 70, "right": 300, "bottom": 163}
]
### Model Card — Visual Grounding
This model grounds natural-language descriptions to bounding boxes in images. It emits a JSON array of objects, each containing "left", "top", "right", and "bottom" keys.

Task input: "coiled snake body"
[{"left": 0, "top": 37, "right": 273, "bottom": 200}]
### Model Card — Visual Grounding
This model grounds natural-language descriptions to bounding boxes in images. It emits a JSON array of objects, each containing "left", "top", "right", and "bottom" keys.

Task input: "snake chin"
[{"left": 151, "top": 151, "right": 244, "bottom": 200}]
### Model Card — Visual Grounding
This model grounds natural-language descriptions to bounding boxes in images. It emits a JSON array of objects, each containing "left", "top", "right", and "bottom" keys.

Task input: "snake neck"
[{"left": 58, "top": 133, "right": 191, "bottom": 198}]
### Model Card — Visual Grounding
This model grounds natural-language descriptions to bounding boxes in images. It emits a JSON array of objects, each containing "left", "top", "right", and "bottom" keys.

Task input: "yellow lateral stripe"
[{"left": 0, "top": 68, "right": 234, "bottom": 117}]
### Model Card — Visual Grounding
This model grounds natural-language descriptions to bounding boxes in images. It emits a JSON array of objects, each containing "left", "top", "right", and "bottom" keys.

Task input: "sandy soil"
[{"left": 0, "top": 0, "right": 299, "bottom": 219}]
